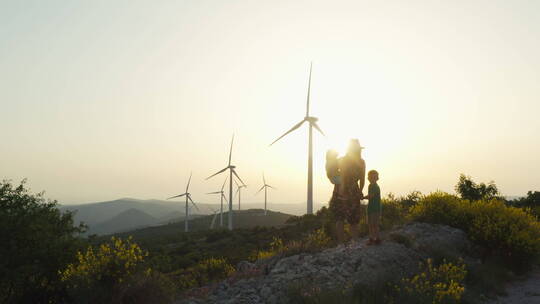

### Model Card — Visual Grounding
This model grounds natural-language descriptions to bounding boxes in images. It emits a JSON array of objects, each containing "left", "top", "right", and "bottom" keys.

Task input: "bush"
[
  {"left": 173, "top": 258, "right": 235, "bottom": 290},
  {"left": 252, "top": 228, "right": 332, "bottom": 261},
  {"left": 410, "top": 192, "right": 540, "bottom": 270},
  {"left": 508, "top": 191, "right": 540, "bottom": 219},
  {"left": 395, "top": 259, "right": 467, "bottom": 304},
  {"left": 0, "top": 179, "right": 85, "bottom": 303},
  {"left": 119, "top": 271, "right": 177, "bottom": 304},
  {"left": 60, "top": 236, "right": 159, "bottom": 303}
]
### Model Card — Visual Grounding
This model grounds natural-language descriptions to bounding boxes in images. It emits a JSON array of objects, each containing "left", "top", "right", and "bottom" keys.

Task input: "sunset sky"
[{"left": 2, "top": 1, "right": 539, "bottom": 208}]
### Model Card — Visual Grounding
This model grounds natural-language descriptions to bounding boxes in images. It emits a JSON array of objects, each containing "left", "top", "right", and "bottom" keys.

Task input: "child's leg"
[
  {"left": 374, "top": 213, "right": 381, "bottom": 240},
  {"left": 367, "top": 214, "right": 374, "bottom": 240}
]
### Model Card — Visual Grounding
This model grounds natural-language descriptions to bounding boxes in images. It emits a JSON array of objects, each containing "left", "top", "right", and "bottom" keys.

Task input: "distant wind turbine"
[
  {"left": 210, "top": 209, "right": 219, "bottom": 229},
  {"left": 234, "top": 179, "right": 247, "bottom": 211},
  {"left": 269, "top": 63, "right": 324, "bottom": 215},
  {"left": 256, "top": 173, "right": 275, "bottom": 215},
  {"left": 206, "top": 176, "right": 229, "bottom": 227},
  {"left": 167, "top": 172, "right": 200, "bottom": 232},
  {"left": 206, "top": 134, "right": 246, "bottom": 230}
]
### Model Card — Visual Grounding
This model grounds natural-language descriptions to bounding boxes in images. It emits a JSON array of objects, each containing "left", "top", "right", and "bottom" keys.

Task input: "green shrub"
[
  {"left": 0, "top": 179, "right": 85, "bottom": 303},
  {"left": 173, "top": 258, "right": 235, "bottom": 290},
  {"left": 252, "top": 229, "right": 332, "bottom": 261},
  {"left": 410, "top": 192, "right": 540, "bottom": 269},
  {"left": 119, "top": 271, "right": 177, "bottom": 304}
]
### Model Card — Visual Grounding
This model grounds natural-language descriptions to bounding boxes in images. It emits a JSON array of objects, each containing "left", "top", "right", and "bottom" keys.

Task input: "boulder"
[{"left": 181, "top": 223, "right": 472, "bottom": 304}]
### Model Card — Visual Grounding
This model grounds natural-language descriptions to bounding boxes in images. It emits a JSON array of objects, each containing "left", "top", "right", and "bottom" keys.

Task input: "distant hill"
[
  {"left": 59, "top": 198, "right": 218, "bottom": 235},
  {"left": 111, "top": 209, "right": 293, "bottom": 240},
  {"left": 87, "top": 208, "right": 159, "bottom": 235},
  {"left": 59, "top": 197, "right": 319, "bottom": 236}
]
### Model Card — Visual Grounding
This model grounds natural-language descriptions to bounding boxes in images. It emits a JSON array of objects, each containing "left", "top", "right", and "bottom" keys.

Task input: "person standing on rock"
[
  {"left": 365, "top": 170, "right": 382, "bottom": 245},
  {"left": 327, "top": 139, "right": 366, "bottom": 243}
]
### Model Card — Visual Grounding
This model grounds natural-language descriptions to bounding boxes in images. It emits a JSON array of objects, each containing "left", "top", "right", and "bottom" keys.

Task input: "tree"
[
  {"left": 0, "top": 180, "right": 85, "bottom": 303},
  {"left": 508, "top": 191, "right": 540, "bottom": 218},
  {"left": 455, "top": 174, "right": 499, "bottom": 201}
]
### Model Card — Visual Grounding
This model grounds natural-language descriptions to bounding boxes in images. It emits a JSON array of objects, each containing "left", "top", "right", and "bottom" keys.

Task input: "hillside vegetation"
[{"left": 2, "top": 175, "right": 539, "bottom": 304}]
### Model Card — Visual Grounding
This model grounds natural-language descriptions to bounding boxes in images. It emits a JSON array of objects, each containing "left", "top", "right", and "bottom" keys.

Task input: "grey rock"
[{"left": 183, "top": 223, "right": 473, "bottom": 304}]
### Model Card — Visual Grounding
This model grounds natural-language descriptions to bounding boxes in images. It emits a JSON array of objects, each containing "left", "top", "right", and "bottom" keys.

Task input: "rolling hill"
[
  {"left": 111, "top": 209, "right": 293, "bottom": 240},
  {"left": 59, "top": 198, "right": 219, "bottom": 235},
  {"left": 86, "top": 208, "right": 159, "bottom": 235}
]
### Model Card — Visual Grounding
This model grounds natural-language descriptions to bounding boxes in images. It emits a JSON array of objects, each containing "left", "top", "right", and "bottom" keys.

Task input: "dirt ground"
[{"left": 488, "top": 267, "right": 540, "bottom": 304}]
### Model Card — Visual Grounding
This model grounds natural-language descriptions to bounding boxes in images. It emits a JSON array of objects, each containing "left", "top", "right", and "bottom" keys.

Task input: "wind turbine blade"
[
  {"left": 206, "top": 191, "right": 222, "bottom": 194},
  {"left": 221, "top": 175, "right": 228, "bottom": 191},
  {"left": 263, "top": 173, "right": 266, "bottom": 185},
  {"left": 269, "top": 119, "right": 306, "bottom": 146},
  {"left": 233, "top": 178, "right": 239, "bottom": 188},
  {"left": 256, "top": 185, "right": 265, "bottom": 194},
  {"left": 188, "top": 195, "right": 200, "bottom": 212},
  {"left": 228, "top": 134, "right": 234, "bottom": 166},
  {"left": 206, "top": 167, "right": 228, "bottom": 180},
  {"left": 222, "top": 193, "right": 228, "bottom": 203},
  {"left": 186, "top": 172, "right": 193, "bottom": 192},
  {"left": 167, "top": 193, "right": 186, "bottom": 199},
  {"left": 306, "top": 62, "right": 312, "bottom": 117},
  {"left": 232, "top": 169, "right": 245, "bottom": 185},
  {"left": 311, "top": 121, "right": 325, "bottom": 136}
]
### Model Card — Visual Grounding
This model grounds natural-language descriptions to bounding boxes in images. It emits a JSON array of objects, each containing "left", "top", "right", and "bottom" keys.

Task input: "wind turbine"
[
  {"left": 167, "top": 172, "right": 200, "bottom": 232},
  {"left": 234, "top": 179, "right": 247, "bottom": 211},
  {"left": 256, "top": 173, "right": 275, "bottom": 215},
  {"left": 206, "top": 176, "right": 229, "bottom": 227},
  {"left": 269, "top": 63, "right": 324, "bottom": 215},
  {"left": 210, "top": 209, "right": 219, "bottom": 229},
  {"left": 206, "top": 134, "right": 245, "bottom": 230}
]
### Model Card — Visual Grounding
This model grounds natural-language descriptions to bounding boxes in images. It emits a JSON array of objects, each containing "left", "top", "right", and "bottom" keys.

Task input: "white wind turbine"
[
  {"left": 206, "top": 176, "right": 229, "bottom": 227},
  {"left": 270, "top": 63, "right": 324, "bottom": 215},
  {"left": 256, "top": 173, "right": 275, "bottom": 215},
  {"left": 167, "top": 172, "right": 200, "bottom": 232},
  {"left": 234, "top": 179, "right": 247, "bottom": 211},
  {"left": 210, "top": 209, "right": 219, "bottom": 229},
  {"left": 206, "top": 134, "right": 246, "bottom": 230}
]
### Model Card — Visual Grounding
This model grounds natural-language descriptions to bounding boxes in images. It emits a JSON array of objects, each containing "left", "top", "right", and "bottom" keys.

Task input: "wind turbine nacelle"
[
  {"left": 306, "top": 116, "right": 319, "bottom": 123},
  {"left": 229, "top": 165, "right": 236, "bottom": 169}
]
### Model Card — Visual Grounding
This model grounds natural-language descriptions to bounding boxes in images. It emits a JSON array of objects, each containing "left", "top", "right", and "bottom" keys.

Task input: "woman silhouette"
[{"left": 328, "top": 139, "right": 366, "bottom": 242}]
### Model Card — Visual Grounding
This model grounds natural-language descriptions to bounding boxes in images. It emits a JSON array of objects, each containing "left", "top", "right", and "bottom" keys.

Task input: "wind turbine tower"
[
  {"left": 234, "top": 179, "right": 247, "bottom": 211},
  {"left": 167, "top": 172, "right": 200, "bottom": 232},
  {"left": 270, "top": 63, "right": 324, "bottom": 214},
  {"left": 206, "top": 134, "right": 246, "bottom": 230},
  {"left": 256, "top": 173, "right": 275, "bottom": 215},
  {"left": 206, "top": 176, "right": 229, "bottom": 227}
]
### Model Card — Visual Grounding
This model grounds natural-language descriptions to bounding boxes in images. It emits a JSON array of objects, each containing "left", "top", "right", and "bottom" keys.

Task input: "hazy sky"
[{"left": 1, "top": 0, "right": 539, "bottom": 208}]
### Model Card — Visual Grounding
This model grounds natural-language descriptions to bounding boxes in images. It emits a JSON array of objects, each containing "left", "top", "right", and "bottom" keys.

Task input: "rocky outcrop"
[{"left": 184, "top": 223, "right": 473, "bottom": 304}]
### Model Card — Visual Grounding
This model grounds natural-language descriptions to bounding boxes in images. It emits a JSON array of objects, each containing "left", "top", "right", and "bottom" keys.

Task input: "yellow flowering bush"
[
  {"left": 410, "top": 192, "right": 540, "bottom": 269},
  {"left": 396, "top": 259, "right": 467, "bottom": 304},
  {"left": 60, "top": 236, "right": 152, "bottom": 303},
  {"left": 60, "top": 236, "right": 148, "bottom": 286}
]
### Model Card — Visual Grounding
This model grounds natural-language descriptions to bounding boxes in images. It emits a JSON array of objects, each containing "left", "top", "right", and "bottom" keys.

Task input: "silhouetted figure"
[
  {"left": 365, "top": 170, "right": 382, "bottom": 245},
  {"left": 328, "top": 139, "right": 366, "bottom": 242}
]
